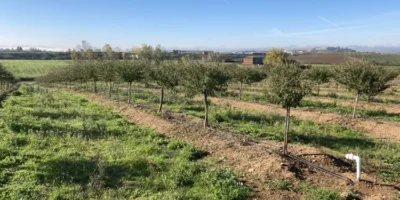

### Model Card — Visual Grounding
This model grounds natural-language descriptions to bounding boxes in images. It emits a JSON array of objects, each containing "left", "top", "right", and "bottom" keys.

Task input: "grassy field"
[
  {"left": 346, "top": 52, "right": 400, "bottom": 66},
  {"left": 0, "top": 60, "right": 70, "bottom": 78},
  {"left": 0, "top": 85, "right": 251, "bottom": 199}
]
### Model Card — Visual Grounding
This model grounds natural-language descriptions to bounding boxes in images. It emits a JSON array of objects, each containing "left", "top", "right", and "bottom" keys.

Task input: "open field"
[
  {"left": 0, "top": 60, "right": 70, "bottom": 78},
  {"left": 289, "top": 53, "right": 346, "bottom": 64}
]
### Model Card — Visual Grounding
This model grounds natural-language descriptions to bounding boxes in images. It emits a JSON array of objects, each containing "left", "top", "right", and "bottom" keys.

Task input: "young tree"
[
  {"left": 83, "top": 60, "right": 100, "bottom": 93},
  {"left": 71, "top": 49, "right": 79, "bottom": 61},
  {"left": 364, "top": 67, "right": 398, "bottom": 102},
  {"left": 307, "top": 66, "right": 331, "bottom": 95},
  {"left": 230, "top": 65, "right": 267, "bottom": 100},
  {"left": 81, "top": 40, "right": 94, "bottom": 59},
  {"left": 264, "top": 48, "right": 288, "bottom": 66},
  {"left": 267, "top": 64, "right": 310, "bottom": 155},
  {"left": 153, "top": 45, "right": 166, "bottom": 65},
  {"left": 102, "top": 44, "right": 114, "bottom": 59},
  {"left": 148, "top": 60, "right": 180, "bottom": 112},
  {"left": 334, "top": 61, "right": 398, "bottom": 117},
  {"left": 117, "top": 60, "right": 145, "bottom": 104},
  {"left": 181, "top": 59, "right": 230, "bottom": 128},
  {"left": 137, "top": 44, "right": 154, "bottom": 64},
  {"left": 99, "top": 60, "right": 117, "bottom": 98}
]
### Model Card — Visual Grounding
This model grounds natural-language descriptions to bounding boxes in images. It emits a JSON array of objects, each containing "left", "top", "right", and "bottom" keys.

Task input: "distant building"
[
  {"left": 243, "top": 56, "right": 264, "bottom": 65},
  {"left": 284, "top": 49, "right": 310, "bottom": 55}
]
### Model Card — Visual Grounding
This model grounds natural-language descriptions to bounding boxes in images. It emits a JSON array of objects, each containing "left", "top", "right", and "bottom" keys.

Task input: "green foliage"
[
  {"left": 0, "top": 86, "right": 251, "bottom": 199},
  {"left": 264, "top": 48, "right": 288, "bottom": 66},
  {"left": 267, "top": 64, "right": 311, "bottom": 108},
  {"left": 230, "top": 65, "right": 266, "bottom": 85},
  {"left": 148, "top": 60, "right": 179, "bottom": 89},
  {"left": 102, "top": 44, "right": 114, "bottom": 59},
  {"left": 334, "top": 60, "right": 399, "bottom": 117},
  {"left": 306, "top": 66, "right": 332, "bottom": 94},
  {"left": 334, "top": 61, "right": 398, "bottom": 97},
  {"left": 117, "top": 60, "right": 145, "bottom": 84},
  {"left": 180, "top": 59, "right": 230, "bottom": 98}
]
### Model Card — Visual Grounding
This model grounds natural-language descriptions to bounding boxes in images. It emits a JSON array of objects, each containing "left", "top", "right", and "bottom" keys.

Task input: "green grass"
[
  {"left": 346, "top": 52, "right": 400, "bottom": 66},
  {"left": 0, "top": 84, "right": 251, "bottom": 199},
  {"left": 0, "top": 60, "right": 70, "bottom": 78}
]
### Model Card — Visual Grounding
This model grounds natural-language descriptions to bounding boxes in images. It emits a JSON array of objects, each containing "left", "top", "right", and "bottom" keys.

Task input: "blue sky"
[{"left": 1, "top": 0, "right": 400, "bottom": 51}]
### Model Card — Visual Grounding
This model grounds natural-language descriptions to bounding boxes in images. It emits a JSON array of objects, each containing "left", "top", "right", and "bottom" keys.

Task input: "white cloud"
[{"left": 318, "top": 16, "right": 340, "bottom": 28}]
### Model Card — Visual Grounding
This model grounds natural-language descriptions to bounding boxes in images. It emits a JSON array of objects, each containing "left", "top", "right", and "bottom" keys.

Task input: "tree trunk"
[
  {"left": 128, "top": 82, "right": 132, "bottom": 104},
  {"left": 239, "top": 82, "right": 243, "bottom": 100},
  {"left": 352, "top": 93, "right": 359, "bottom": 118},
  {"left": 158, "top": 87, "right": 164, "bottom": 112},
  {"left": 93, "top": 80, "right": 97, "bottom": 93},
  {"left": 108, "top": 82, "right": 112, "bottom": 98},
  {"left": 283, "top": 107, "right": 291, "bottom": 155},
  {"left": 203, "top": 92, "right": 209, "bottom": 129}
]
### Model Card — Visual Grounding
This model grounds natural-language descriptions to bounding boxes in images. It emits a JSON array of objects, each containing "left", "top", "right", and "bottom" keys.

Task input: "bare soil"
[{"left": 80, "top": 92, "right": 399, "bottom": 199}]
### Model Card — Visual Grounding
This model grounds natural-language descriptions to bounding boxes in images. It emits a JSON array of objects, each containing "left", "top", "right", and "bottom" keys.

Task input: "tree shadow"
[
  {"left": 39, "top": 157, "right": 152, "bottom": 188},
  {"left": 291, "top": 132, "right": 376, "bottom": 151}
]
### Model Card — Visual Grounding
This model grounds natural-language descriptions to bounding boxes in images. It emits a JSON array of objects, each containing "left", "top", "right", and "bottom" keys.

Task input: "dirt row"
[
  {"left": 202, "top": 97, "right": 400, "bottom": 143},
  {"left": 81, "top": 92, "right": 397, "bottom": 199}
]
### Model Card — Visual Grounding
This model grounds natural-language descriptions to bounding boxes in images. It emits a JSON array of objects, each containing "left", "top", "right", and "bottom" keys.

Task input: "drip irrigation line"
[{"left": 285, "top": 153, "right": 355, "bottom": 185}]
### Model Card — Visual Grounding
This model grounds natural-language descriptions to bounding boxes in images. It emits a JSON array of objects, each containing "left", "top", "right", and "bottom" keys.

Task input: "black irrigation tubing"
[{"left": 285, "top": 153, "right": 355, "bottom": 185}]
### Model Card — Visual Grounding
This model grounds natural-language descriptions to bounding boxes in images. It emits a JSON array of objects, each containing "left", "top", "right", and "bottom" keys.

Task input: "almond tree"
[
  {"left": 307, "top": 66, "right": 331, "bottom": 96},
  {"left": 117, "top": 60, "right": 145, "bottom": 104},
  {"left": 268, "top": 64, "right": 310, "bottom": 155},
  {"left": 230, "top": 65, "right": 267, "bottom": 100},
  {"left": 181, "top": 59, "right": 230, "bottom": 128},
  {"left": 334, "top": 61, "right": 398, "bottom": 117},
  {"left": 83, "top": 60, "right": 100, "bottom": 93},
  {"left": 148, "top": 60, "right": 179, "bottom": 112},
  {"left": 99, "top": 60, "right": 117, "bottom": 98},
  {"left": 102, "top": 44, "right": 114, "bottom": 60}
]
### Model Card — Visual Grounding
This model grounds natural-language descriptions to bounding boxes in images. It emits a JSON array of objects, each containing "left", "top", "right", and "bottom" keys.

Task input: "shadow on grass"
[
  {"left": 291, "top": 132, "right": 376, "bottom": 151},
  {"left": 40, "top": 157, "right": 152, "bottom": 188}
]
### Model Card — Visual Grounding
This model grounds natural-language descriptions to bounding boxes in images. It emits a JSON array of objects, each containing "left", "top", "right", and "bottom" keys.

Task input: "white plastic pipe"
[{"left": 345, "top": 153, "right": 361, "bottom": 181}]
